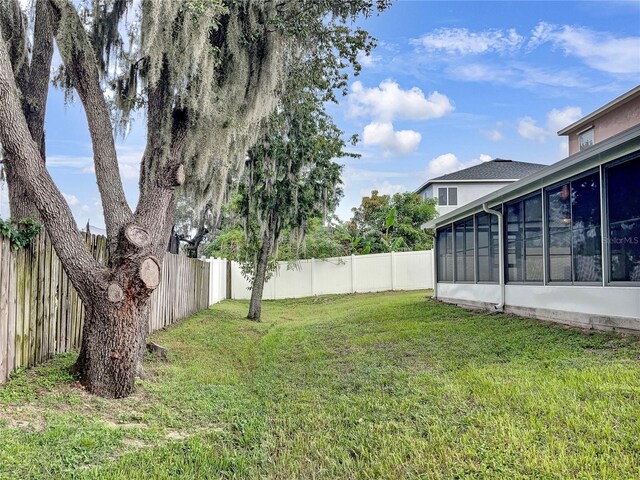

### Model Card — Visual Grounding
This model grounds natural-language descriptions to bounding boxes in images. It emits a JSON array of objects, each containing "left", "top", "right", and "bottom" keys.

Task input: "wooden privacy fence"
[{"left": 0, "top": 232, "right": 211, "bottom": 385}]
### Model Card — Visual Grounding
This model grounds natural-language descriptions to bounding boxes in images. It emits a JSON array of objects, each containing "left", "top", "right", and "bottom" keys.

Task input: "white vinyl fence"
[
  {"left": 207, "top": 258, "right": 228, "bottom": 305},
  {"left": 229, "top": 250, "right": 434, "bottom": 300}
]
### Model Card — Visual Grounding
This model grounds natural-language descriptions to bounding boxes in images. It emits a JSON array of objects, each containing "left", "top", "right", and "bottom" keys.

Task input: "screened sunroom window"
[
  {"left": 454, "top": 217, "right": 474, "bottom": 282},
  {"left": 506, "top": 193, "right": 543, "bottom": 282},
  {"left": 476, "top": 211, "right": 499, "bottom": 282},
  {"left": 436, "top": 225, "right": 454, "bottom": 282},
  {"left": 546, "top": 171, "right": 602, "bottom": 283},
  {"left": 607, "top": 156, "right": 640, "bottom": 282}
]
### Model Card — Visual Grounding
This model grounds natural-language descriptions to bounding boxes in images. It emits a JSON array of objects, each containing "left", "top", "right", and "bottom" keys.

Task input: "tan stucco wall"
[{"left": 568, "top": 96, "right": 640, "bottom": 155}]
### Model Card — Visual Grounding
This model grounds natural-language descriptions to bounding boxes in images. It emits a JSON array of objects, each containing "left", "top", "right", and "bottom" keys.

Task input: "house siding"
[
  {"left": 423, "top": 181, "right": 513, "bottom": 216},
  {"left": 568, "top": 96, "right": 640, "bottom": 155}
]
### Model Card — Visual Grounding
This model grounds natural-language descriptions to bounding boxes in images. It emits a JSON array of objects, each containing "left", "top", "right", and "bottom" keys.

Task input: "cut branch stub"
[
  {"left": 107, "top": 283, "right": 125, "bottom": 303},
  {"left": 124, "top": 224, "right": 151, "bottom": 248},
  {"left": 139, "top": 256, "right": 161, "bottom": 289},
  {"left": 173, "top": 164, "right": 186, "bottom": 186}
]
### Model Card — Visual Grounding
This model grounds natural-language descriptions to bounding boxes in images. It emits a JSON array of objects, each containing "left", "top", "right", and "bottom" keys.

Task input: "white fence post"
[
  {"left": 391, "top": 251, "right": 396, "bottom": 291},
  {"left": 310, "top": 258, "right": 315, "bottom": 296},
  {"left": 273, "top": 265, "right": 277, "bottom": 299},
  {"left": 351, "top": 254, "right": 356, "bottom": 293}
]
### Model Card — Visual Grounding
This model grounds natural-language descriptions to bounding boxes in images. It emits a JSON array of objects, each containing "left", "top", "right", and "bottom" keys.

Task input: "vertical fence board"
[
  {"left": 7, "top": 242, "right": 17, "bottom": 376},
  {"left": 0, "top": 238, "right": 9, "bottom": 382}
]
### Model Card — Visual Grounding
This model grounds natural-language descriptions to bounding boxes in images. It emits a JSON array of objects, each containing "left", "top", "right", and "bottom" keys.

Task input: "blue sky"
[{"left": 1, "top": 0, "right": 639, "bottom": 226}]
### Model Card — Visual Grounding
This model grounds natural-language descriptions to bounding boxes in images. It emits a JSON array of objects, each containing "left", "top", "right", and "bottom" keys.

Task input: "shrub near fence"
[{"left": 0, "top": 232, "right": 212, "bottom": 385}]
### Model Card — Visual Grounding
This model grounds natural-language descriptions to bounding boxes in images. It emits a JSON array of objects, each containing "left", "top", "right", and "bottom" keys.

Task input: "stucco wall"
[
  {"left": 436, "top": 282, "right": 640, "bottom": 331},
  {"left": 568, "top": 96, "right": 640, "bottom": 155}
]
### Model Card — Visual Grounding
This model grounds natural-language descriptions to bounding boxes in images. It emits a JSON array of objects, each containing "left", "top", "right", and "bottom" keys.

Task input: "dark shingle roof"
[{"left": 430, "top": 159, "right": 546, "bottom": 182}]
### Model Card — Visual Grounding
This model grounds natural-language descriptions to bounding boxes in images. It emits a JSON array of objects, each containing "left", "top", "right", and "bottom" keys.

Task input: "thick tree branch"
[
  {"left": 5, "top": 0, "right": 56, "bottom": 220},
  {"left": 22, "top": 0, "right": 55, "bottom": 158},
  {"left": 134, "top": 74, "right": 188, "bottom": 257},
  {"left": 0, "top": 35, "right": 105, "bottom": 296},
  {"left": 48, "top": 0, "right": 132, "bottom": 242}
]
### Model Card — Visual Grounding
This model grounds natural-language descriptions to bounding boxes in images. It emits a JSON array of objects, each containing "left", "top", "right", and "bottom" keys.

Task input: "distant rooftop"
[{"left": 416, "top": 159, "right": 547, "bottom": 193}]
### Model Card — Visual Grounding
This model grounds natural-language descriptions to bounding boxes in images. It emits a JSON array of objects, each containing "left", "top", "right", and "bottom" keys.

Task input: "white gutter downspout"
[{"left": 482, "top": 203, "right": 504, "bottom": 311}]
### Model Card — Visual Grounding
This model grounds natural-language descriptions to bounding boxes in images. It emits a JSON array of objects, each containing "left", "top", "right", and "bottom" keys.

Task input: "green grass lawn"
[{"left": 1, "top": 291, "right": 640, "bottom": 479}]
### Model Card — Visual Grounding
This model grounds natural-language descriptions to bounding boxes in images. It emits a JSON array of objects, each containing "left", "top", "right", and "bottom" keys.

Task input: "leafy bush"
[{"left": 0, "top": 217, "right": 43, "bottom": 249}]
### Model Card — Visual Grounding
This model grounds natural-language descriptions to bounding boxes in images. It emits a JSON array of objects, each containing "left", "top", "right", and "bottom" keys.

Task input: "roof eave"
[
  {"left": 429, "top": 123, "right": 640, "bottom": 229},
  {"left": 415, "top": 177, "right": 534, "bottom": 193},
  {"left": 558, "top": 85, "right": 640, "bottom": 136}
]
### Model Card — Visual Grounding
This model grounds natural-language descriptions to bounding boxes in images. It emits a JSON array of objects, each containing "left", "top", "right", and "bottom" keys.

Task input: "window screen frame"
[
  {"left": 436, "top": 225, "right": 454, "bottom": 282},
  {"left": 453, "top": 216, "right": 475, "bottom": 283},
  {"left": 504, "top": 191, "right": 544, "bottom": 284},
  {"left": 544, "top": 168, "right": 603, "bottom": 286},
  {"left": 603, "top": 153, "right": 640, "bottom": 287},
  {"left": 475, "top": 210, "right": 500, "bottom": 284}
]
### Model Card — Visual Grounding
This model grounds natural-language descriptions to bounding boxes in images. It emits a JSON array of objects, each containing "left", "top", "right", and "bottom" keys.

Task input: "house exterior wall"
[
  {"left": 568, "top": 96, "right": 640, "bottom": 155},
  {"left": 437, "top": 283, "right": 640, "bottom": 331},
  {"left": 421, "top": 181, "right": 513, "bottom": 216}
]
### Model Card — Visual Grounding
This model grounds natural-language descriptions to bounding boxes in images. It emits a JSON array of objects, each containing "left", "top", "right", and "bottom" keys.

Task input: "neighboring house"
[
  {"left": 415, "top": 159, "right": 546, "bottom": 216},
  {"left": 427, "top": 86, "right": 640, "bottom": 332},
  {"left": 559, "top": 85, "right": 640, "bottom": 155}
]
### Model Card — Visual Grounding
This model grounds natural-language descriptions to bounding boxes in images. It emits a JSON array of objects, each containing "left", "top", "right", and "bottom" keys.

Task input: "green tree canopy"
[{"left": 344, "top": 190, "right": 438, "bottom": 254}]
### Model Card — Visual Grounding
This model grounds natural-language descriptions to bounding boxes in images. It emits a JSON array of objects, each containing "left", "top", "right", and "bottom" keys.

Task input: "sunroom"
[{"left": 428, "top": 124, "right": 640, "bottom": 331}]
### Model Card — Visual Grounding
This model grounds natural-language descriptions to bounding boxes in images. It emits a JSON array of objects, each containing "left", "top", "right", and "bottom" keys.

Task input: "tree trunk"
[
  {"left": 167, "top": 225, "right": 180, "bottom": 254},
  {"left": 0, "top": 2, "right": 180, "bottom": 399},
  {"left": 4, "top": 162, "right": 40, "bottom": 219},
  {"left": 1, "top": 0, "right": 54, "bottom": 221},
  {"left": 74, "top": 294, "right": 150, "bottom": 398},
  {"left": 247, "top": 228, "right": 273, "bottom": 321}
]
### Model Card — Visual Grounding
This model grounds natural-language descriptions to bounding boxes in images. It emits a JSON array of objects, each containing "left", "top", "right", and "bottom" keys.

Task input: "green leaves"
[
  {"left": 348, "top": 191, "right": 438, "bottom": 254},
  {"left": 0, "top": 217, "right": 43, "bottom": 250},
  {"left": 385, "top": 207, "right": 396, "bottom": 230}
]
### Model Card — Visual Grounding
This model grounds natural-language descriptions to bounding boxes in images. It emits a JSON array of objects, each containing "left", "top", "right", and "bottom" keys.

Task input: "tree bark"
[
  {"left": 0, "top": 16, "right": 169, "bottom": 398},
  {"left": 75, "top": 295, "right": 150, "bottom": 398},
  {"left": 247, "top": 227, "right": 274, "bottom": 321},
  {"left": 1, "top": 0, "right": 54, "bottom": 220}
]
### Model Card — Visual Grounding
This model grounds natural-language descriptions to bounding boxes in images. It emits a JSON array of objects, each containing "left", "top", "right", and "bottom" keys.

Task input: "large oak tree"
[{"left": 0, "top": 0, "right": 390, "bottom": 397}]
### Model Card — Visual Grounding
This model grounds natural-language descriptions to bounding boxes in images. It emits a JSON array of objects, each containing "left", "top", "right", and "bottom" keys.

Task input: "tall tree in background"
[
  {"left": 240, "top": 97, "right": 347, "bottom": 321},
  {"left": 345, "top": 191, "right": 438, "bottom": 253},
  {"left": 0, "top": 0, "right": 389, "bottom": 397}
]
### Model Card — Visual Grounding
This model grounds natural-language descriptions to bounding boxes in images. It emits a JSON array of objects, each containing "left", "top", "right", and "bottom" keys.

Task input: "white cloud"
[
  {"left": 426, "top": 152, "right": 493, "bottom": 178},
  {"left": 528, "top": 22, "right": 640, "bottom": 74},
  {"left": 349, "top": 80, "right": 454, "bottom": 122},
  {"left": 412, "top": 28, "right": 524, "bottom": 55},
  {"left": 356, "top": 50, "right": 378, "bottom": 68},
  {"left": 517, "top": 106, "right": 583, "bottom": 142},
  {"left": 427, "top": 153, "right": 462, "bottom": 177},
  {"left": 547, "top": 106, "right": 582, "bottom": 133},
  {"left": 62, "top": 192, "right": 79, "bottom": 206},
  {"left": 363, "top": 122, "right": 422, "bottom": 156},
  {"left": 360, "top": 181, "right": 406, "bottom": 197},
  {"left": 487, "top": 129, "right": 504, "bottom": 141},
  {"left": 450, "top": 62, "right": 589, "bottom": 89},
  {"left": 119, "top": 164, "right": 141, "bottom": 181},
  {"left": 48, "top": 145, "right": 142, "bottom": 182},
  {"left": 559, "top": 141, "right": 569, "bottom": 159},
  {"left": 517, "top": 117, "right": 547, "bottom": 142}
]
